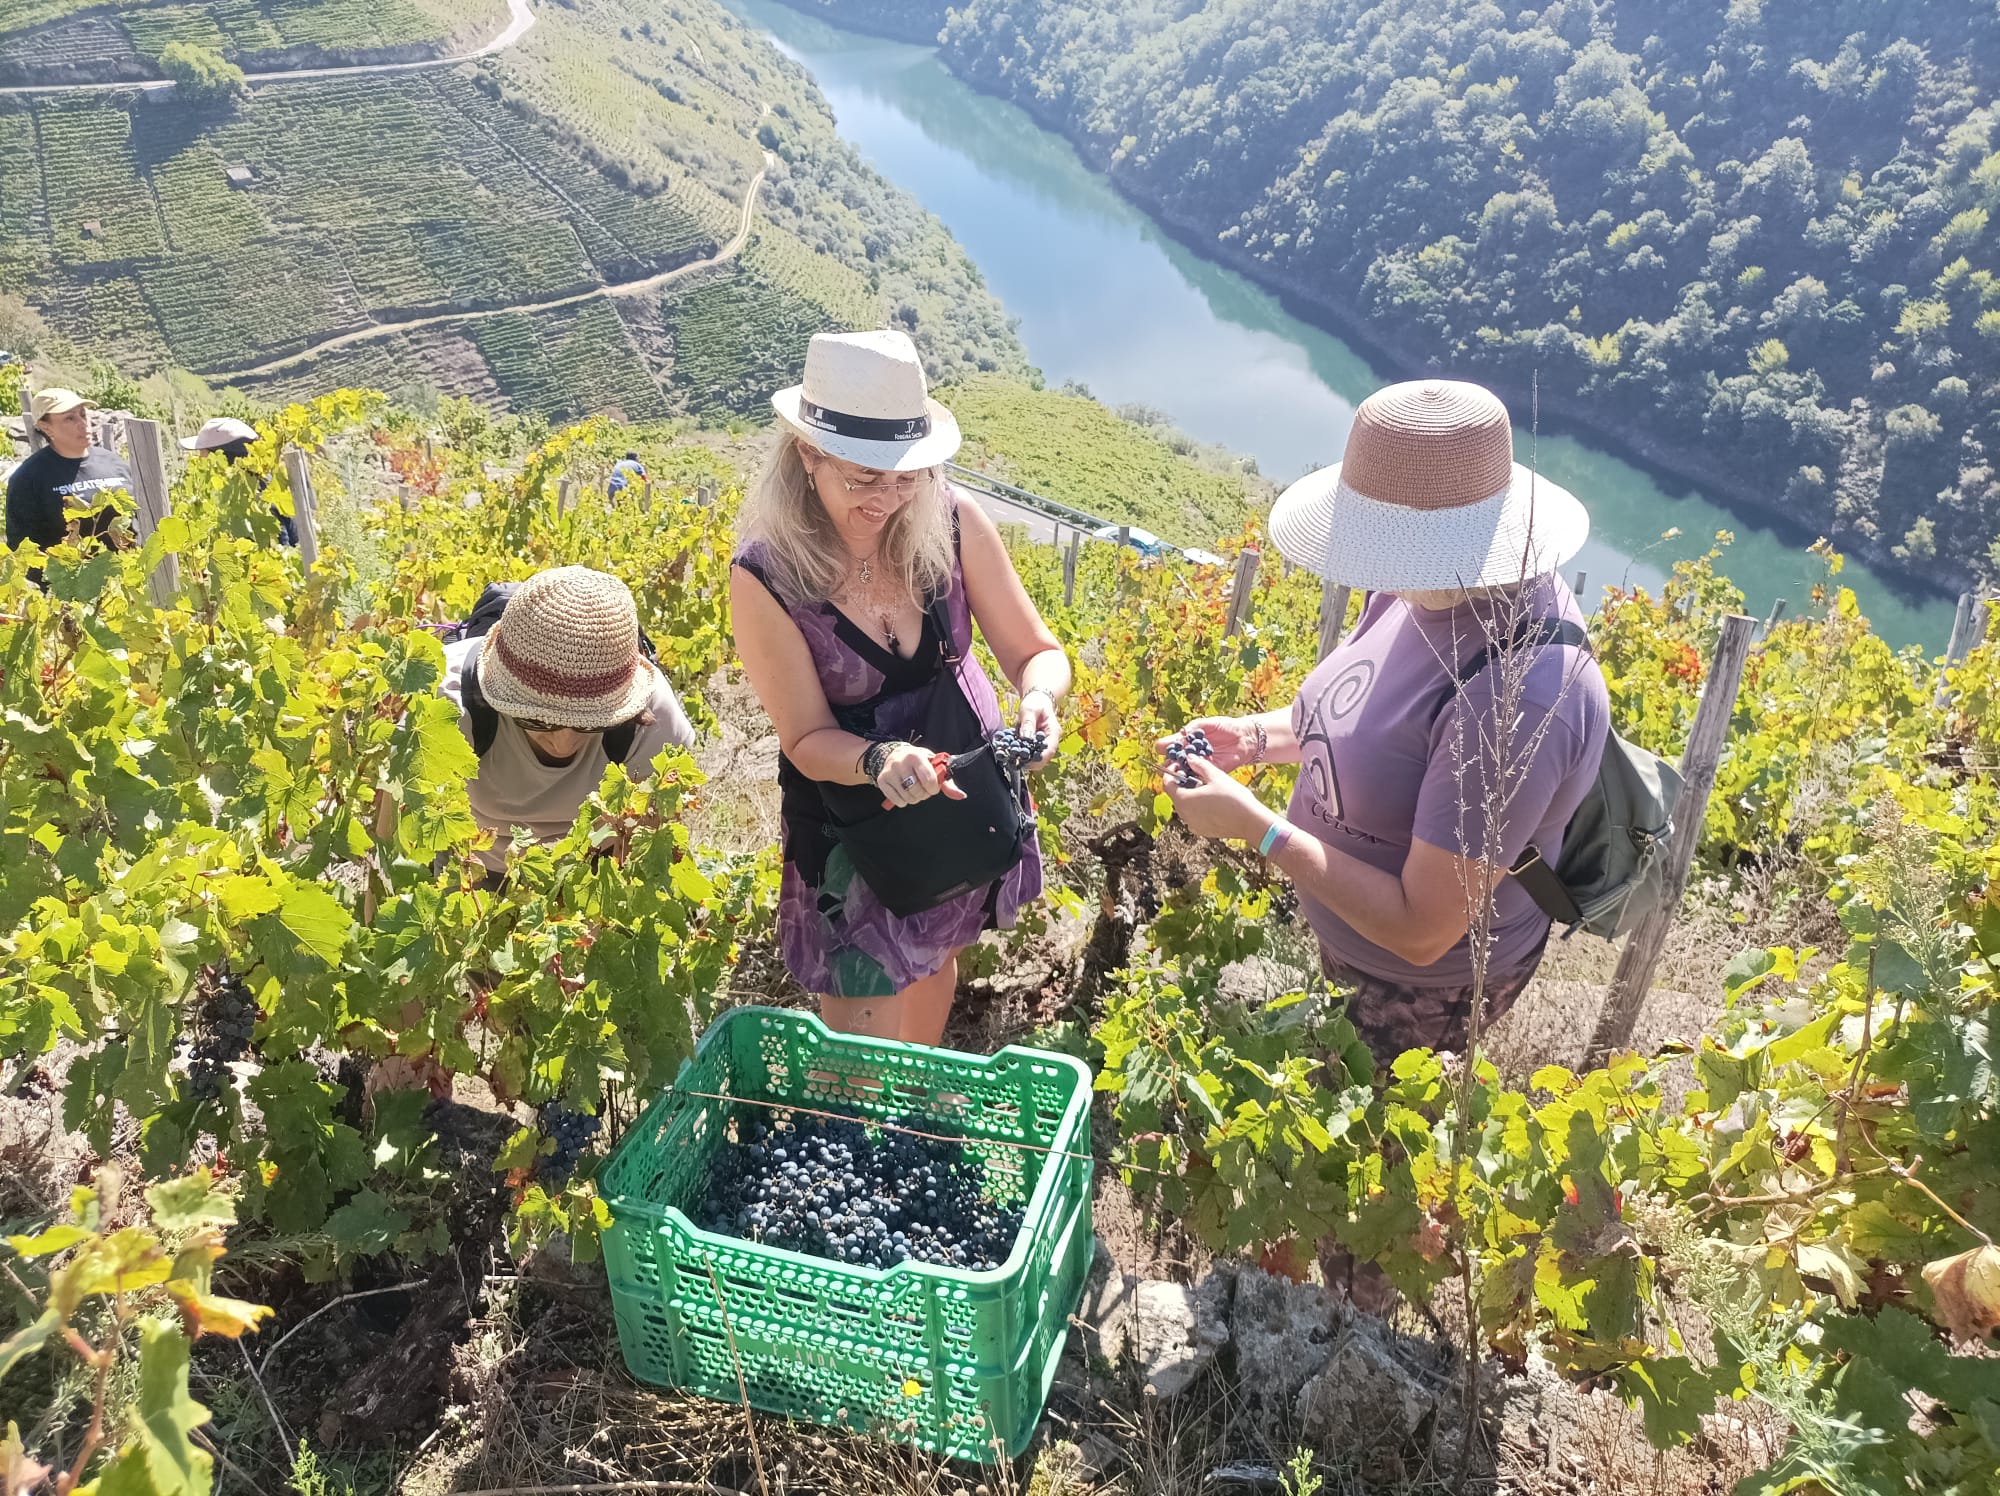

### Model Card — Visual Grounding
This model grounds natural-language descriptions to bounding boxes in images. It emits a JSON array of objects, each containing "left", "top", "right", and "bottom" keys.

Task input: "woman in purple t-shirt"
[{"left": 1163, "top": 381, "right": 1609, "bottom": 1064}]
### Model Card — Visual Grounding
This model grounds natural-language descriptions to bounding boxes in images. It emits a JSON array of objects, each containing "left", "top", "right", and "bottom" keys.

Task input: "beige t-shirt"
[{"left": 442, "top": 638, "right": 696, "bottom": 871}]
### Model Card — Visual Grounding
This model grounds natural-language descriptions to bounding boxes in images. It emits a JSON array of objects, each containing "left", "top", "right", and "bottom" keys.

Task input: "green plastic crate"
[{"left": 599, "top": 1007, "right": 1095, "bottom": 1462}]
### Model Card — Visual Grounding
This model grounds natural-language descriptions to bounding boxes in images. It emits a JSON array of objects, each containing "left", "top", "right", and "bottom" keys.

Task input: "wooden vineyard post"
[
  {"left": 1063, "top": 530, "right": 1080, "bottom": 607},
  {"left": 1225, "top": 547, "right": 1260, "bottom": 636},
  {"left": 1934, "top": 592, "right": 1982, "bottom": 709},
  {"left": 281, "top": 446, "right": 321, "bottom": 569},
  {"left": 20, "top": 384, "right": 44, "bottom": 454},
  {"left": 1116, "top": 524, "right": 1130, "bottom": 551},
  {"left": 1587, "top": 613, "right": 1758, "bottom": 1065},
  {"left": 122, "top": 418, "right": 179, "bottom": 606},
  {"left": 362, "top": 788, "right": 397, "bottom": 928},
  {"left": 1317, "top": 582, "right": 1352, "bottom": 661},
  {"left": 1763, "top": 598, "right": 1787, "bottom": 637},
  {"left": 1573, "top": 570, "right": 1587, "bottom": 598},
  {"left": 557, "top": 477, "right": 575, "bottom": 516},
  {"left": 698, "top": 477, "right": 716, "bottom": 507},
  {"left": 396, "top": 483, "right": 412, "bottom": 513}
]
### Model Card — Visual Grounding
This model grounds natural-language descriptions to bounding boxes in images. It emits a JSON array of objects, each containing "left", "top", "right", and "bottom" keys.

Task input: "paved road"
[
  {"left": 210, "top": 156, "right": 773, "bottom": 381},
  {"left": 0, "top": 0, "right": 536, "bottom": 97},
  {"left": 966, "top": 490, "right": 1062, "bottom": 545}
]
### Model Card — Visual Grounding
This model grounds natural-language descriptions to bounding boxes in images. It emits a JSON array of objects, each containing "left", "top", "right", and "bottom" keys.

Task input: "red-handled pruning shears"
[{"left": 880, "top": 744, "right": 992, "bottom": 810}]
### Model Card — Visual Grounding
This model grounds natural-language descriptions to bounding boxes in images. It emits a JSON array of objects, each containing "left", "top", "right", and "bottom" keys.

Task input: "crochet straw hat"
[
  {"left": 771, "top": 329, "right": 962, "bottom": 471},
  {"left": 1269, "top": 380, "right": 1589, "bottom": 591},
  {"left": 476, "top": 567, "right": 657, "bottom": 730}
]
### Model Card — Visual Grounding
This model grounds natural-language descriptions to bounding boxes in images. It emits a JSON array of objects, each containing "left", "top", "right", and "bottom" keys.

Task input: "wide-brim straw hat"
[
  {"left": 180, "top": 416, "right": 259, "bottom": 451},
  {"left": 771, "top": 329, "right": 962, "bottom": 471},
  {"left": 1270, "top": 380, "right": 1589, "bottom": 591},
  {"left": 477, "top": 566, "right": 657, "bottom": 730}
]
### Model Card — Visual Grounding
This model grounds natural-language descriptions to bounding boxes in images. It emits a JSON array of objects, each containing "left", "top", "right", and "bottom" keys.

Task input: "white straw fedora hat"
[
  {"left": 771, "top": 329, "right": 962, "bottom": 471},
  {"left": 476, "top": 567, "right": 657, "bottom": 730},
  {"left": 1269, "top": 380, "right": 1589, "bottom": 591},
  {"left": 180, "top": 416, "right": 259, "bottom": 452}
]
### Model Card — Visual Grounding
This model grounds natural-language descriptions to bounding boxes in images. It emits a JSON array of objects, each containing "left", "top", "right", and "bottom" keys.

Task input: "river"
[{"left": 728, "top": 0, "right": 1957, "bottom": 650}]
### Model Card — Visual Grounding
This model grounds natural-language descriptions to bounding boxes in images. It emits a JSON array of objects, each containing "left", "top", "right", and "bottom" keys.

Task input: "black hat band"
[{"left": 798, "top": 398, "right": 931, "bottom": 443}]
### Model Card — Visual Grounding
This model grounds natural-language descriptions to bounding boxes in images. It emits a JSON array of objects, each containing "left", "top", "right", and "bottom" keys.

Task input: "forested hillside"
[
  {"left": 0, "top": 0, "right": 1028, "bottom": 421},
  {"left": 824, "top": 0, "right": 2000, "bottom": 587}
]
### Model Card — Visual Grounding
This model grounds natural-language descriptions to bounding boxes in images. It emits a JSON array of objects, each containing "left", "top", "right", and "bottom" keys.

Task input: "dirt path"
[
  {"left": 0, "top": 0, "right": 536, "bottom": 97},
  {"left": 209, "top": 156, "right": 774, "bottom": 382}
]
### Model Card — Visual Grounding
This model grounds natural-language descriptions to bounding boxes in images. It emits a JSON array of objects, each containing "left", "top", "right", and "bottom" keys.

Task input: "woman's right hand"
[
  {"left": 877, "top": 742, "right": 968, "bottom": 808},
  {"left": 1156, "top": 717, "right": 1256, "bottom": 773}
]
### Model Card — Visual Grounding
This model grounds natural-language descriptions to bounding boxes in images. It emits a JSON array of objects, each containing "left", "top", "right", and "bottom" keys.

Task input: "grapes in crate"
[
  {"left": 695, "top": 1109, "right": 1026, "bottom": 1272},
  {"left": 1164, "top": 727, "right": 1213, "bottom": 787}
]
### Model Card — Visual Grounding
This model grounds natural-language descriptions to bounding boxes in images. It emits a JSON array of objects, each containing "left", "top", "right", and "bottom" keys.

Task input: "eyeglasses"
[
  {"left": 823, "top": 464, "right": 937, "bottom": 496},
  {"left": 513, "top": 717, "right": 606, "bottom": 736}
]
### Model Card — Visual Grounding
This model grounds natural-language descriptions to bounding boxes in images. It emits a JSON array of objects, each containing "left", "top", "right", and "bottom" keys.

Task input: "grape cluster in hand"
[
  {"left": 185, "top": 968, "right": 256, "bottom": 1102},
  {"left": 539, "top": 1101, "right": 603, "bottom": 1183},
  {"left": 695, "top": 1109, "right": 1025, "bottom": 1272},
  {"left": 1165, "top": 727, "right": 1213, "bottom": 788},
  {"left": 993, "top": 727, "right": 1048, "bottom": 769}
]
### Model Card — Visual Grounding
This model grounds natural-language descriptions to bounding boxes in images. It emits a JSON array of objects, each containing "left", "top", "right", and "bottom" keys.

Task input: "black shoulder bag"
[{"left": 816, "top": 593, "right": 1031, "bottom": 918}]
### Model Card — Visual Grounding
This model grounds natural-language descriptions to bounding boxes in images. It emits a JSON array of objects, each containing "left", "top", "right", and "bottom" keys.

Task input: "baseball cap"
[
  {"left": 29, "top": 388, "right": 88, "bottom": 422},
  {"left": 179, "top": 417, "right": 260, "bottom": 452}
]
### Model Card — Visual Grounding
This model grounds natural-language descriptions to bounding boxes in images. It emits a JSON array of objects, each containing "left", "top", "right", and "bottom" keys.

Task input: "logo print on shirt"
[{"left": 1296, "top": 658, "right": 1374, "bottom": 821}]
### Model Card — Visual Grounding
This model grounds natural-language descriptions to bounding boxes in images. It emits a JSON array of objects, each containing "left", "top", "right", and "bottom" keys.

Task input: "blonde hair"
[{"left": 739, "top": 431, "right": 955, "bottom": 605}]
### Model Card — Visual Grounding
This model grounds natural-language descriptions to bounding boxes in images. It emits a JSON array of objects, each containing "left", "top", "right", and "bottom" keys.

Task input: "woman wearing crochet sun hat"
[
  {"left": 732, "top": 329, "right": 1071, "bottom": 1048},
  {"left": 1160, "top": 379, "right": 1610, "bottom": 1064},
  {"left": 440, "top": 565, "right": 694, "bottom": 878}
]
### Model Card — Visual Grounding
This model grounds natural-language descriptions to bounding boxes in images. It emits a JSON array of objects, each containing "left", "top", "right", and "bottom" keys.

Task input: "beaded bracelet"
[{"left": 861, "top": 739, "right": 902, "bottom": 782}]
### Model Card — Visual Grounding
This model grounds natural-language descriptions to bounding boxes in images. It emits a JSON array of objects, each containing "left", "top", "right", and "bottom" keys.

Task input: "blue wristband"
[{"left": 1258, "top": 821, "right": 1291, "bottom": 858}]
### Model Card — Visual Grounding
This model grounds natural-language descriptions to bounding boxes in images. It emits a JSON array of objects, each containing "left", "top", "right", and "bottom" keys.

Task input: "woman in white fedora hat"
[
  {"left": 1161, "top": 379, "right": 1610, "bottom": 1064},
  {"left": 441, "top": 565, "right": 694, "bottom": 880},
  {"left": 732, "top": 329, "right": 1070, "bottom": 1047}
]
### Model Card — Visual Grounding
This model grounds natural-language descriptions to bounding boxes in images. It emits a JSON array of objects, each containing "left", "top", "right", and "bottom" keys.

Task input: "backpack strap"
[
  {"left": 460, "top": 652, "right": 501, "bottom": 759},
  {"left": 1432, "top": 616, "right": 1595, "bottom": 927},
  {"left": 605, "top": 719, "right": 640, "bottom": 766}
]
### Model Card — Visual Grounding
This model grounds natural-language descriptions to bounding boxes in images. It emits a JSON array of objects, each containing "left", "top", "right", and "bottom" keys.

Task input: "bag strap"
[
  {"left": 461, "top": 653, "right": 501, "bottom": 759},
  {"left": 1433, "top": 616, "right": 1595, "bottom": 928}
]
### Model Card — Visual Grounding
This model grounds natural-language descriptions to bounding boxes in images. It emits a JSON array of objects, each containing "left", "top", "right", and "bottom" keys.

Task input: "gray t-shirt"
[
  {"left": 442, "top": 638, "right": 696, "bottom": 872},
  {"left": 1285, "top": 579, "right": 1609, "bottom": 986}
]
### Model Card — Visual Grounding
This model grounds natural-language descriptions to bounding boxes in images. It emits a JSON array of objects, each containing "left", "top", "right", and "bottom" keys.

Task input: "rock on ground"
[{"left": 1132, "top": 1267, "right": 1233, "bottom": 1399}]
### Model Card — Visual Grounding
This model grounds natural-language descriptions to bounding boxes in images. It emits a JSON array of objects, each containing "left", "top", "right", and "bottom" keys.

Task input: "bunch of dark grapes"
[
  {"left": 184, "top": 967, "right": 257, "bottom": 1103},
  {"left": 993, "top": 727, "right": 1048, "bottom": 770},
  {"left": 539, "top": 1102, "right": 603, "bottom": 1183},
  {"left": 1164, "top": 727, "right": 1213, "bottom": 787},
  {"left": 695, "top": 1110, "right": 1026, "bottom": 1273}
]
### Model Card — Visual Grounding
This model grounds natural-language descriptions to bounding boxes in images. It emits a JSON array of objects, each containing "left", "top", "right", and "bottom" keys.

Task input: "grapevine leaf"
[
  {"left": 90, "top": 1319, "right": 212, "bottom": 1496},
  {"left": 144, "top": 1171, "right": 236, "bottom": 1234},
  {"left": 1842, "top": 1199, "right": 1928, "bottom": 1261},
  {"left": 211, "top": 874, "right": 283, "bottom": 924},
  {"left": 6, "top": 1224, "right": 89, "bottom": 1258},
  {"left": 1721, "top": 949, "right": 1778, "bottom": 1003},
  {"left": 0, "top": 1310, "right": 60, "bottom": 1383},
  {"left": 271, "top": 878, "right": 352, "bottom": 968},
  {"left": 2, "top": 1421, "right": 52, "bottom": 1496},
  {"left": 1797, "top": 1241, "right": 1867, "bottom": 1308},
  {"left": 1618, "top": 1355, "right": 1715, "bottom": 1447},
  {"left": 1919, "top": 1244, "right": 2000, "bottom": 1342},
  {"left": 326, "top": 1190, "right": 411, "bottom": 1258}
]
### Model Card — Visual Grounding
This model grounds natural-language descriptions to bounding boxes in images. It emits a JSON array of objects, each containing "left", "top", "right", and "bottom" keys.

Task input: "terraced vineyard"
[
  {"left": 0, "top": 0, "right": 509, "bottom": 72},
  {"left": 0, "top": 0, "right": 1027, "bottom": 420}
]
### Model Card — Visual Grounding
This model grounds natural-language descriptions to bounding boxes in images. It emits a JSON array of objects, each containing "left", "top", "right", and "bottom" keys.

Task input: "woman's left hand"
[
  {"left": 1163, "top": 755, "right": 1271, "bottom": 842},
  {"left": 1018, "top": 690, "right": 1060, "bottom": 769}
]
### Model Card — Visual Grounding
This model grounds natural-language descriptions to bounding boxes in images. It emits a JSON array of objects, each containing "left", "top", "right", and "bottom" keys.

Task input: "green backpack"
[{"left": 1445, "top": 619, "right": 1684, "bottom": 940}]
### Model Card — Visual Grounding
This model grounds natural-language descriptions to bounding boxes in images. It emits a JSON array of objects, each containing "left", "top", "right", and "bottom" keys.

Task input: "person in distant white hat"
[
  {"left": 179, "top": 416, "right": 260, "bottom": 461},
  {"left": 440, "top": 565, "right": 694, "bottom": 880},
  {"left": 6, "top": 387, "right": 132, "bottom": 584},
  {"left": 1161, "top": 379, "right": 1610, "bottom": 1064},
  {"left": 731, "top": 329, "right": 1071, "bottom": 1047},
  {"left": 179, "top": 414, "right": 294, "bottom": 543}
]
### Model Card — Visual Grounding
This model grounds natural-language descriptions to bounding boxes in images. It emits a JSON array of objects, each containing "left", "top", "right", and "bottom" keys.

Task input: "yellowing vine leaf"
[{"left": 1920, "top": 1243, "right": 2000, "bottom": 1342}]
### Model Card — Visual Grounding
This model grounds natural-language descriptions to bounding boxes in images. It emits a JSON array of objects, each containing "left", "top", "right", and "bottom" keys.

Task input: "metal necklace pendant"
[
  {"left": 881, "top": 615, "right": 900, "bottom": 650},
  {"left": 859, "top": 556, "right": 874, "bottom": 585}
]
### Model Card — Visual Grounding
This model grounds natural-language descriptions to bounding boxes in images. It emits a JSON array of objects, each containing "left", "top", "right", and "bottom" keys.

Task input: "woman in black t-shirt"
[{"left": 5, "top": 388, "right": 131, "bottom": 572}]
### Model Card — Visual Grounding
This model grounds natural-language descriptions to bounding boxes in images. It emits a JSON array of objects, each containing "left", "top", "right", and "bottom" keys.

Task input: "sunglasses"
[{"left": 513, "top": 717, "right": 606, "bottom": 736}]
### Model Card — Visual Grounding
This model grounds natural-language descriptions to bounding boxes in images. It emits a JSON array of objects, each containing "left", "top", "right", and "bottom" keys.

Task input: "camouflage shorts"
[{"left": 1322, "top": 943, "right": 1545, "bottom": 1067}]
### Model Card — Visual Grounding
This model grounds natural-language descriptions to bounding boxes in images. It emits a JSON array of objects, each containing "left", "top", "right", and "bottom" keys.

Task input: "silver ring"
[{"left": 901, "top": 774, "right": 918, "bottom": 788}]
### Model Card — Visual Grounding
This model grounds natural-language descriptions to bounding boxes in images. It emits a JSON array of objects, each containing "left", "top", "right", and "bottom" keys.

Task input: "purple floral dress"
[{"left": 735, "top": 505, "right": 1044, "bottom": 997}]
